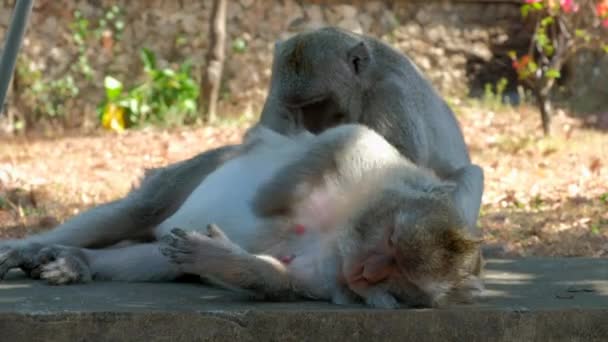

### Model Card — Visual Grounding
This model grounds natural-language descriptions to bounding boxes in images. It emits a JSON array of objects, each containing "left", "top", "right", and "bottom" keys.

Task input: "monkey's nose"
[{"left": 362, "top": 255, "right": 395, "bottom": 284}]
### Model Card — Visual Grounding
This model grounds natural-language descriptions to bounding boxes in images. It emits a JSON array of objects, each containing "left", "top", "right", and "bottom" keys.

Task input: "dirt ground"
[{"left": 1, "top": 103, "right": 607, "bottom": 257}]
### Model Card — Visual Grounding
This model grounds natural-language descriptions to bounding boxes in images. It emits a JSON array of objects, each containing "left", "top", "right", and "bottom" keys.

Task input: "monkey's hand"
[
  {"left": 363, "top": 288, "right": 400, "bottom": 309},
  {"left": 0, "top": 242, "right": 90, "bottom": 285},
  {"left": 31, "top": 245, "right": 92, "bottom": 285},
  {"left": 160, "top": 226, "right": 299, "bottom": 301},
  {"left": 160, "top": 225, "right": 247, "bottom": 276}
]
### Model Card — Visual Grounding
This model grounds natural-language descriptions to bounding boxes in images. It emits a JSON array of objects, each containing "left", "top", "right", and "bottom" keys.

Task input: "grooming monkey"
[
  {"left": 158, "top": 124, "right": 482, "bottom": 308},
  {"left": 0, "top": 27, "right": 484, "bottom": 302}
]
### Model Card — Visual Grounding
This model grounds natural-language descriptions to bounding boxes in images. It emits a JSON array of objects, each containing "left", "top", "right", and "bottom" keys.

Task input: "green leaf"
[
  {"left": 541, "top": 16, "right": 554, "bottom": 27},
  {"left": 104, "top": 76, "right": 123, "bottom": 101},
  {"left": 162, "top": 68, "right": 176, "bottom": 77},
  {"left": 140, "top": 48, "right": 156, "bottom": 71},
  {"left": 603, "top": 45, "right": 608, "bottom": 54},
  {"left": 532, "top": 2, "right": 544, "bottom": 10},
  {"left": 232, "top": 38, "right": 247, "bottom": 53},
  {"left": 535, "top": 32, "right": 549, "bottom": 47},
  {"left": 521, "top": 4, "right": 531, "bottom": 17},
  {"left": 575, "top": 29, "right": 587, "bottom": 38},
  {"left": 600, "top": 192, "right": 608, "bottom": 204},
  {"left": 546, "top": 68, "right": 561, "bottom": 79},
  {"left": 182, "top": 99, "right": 196, "bottom": 112}
]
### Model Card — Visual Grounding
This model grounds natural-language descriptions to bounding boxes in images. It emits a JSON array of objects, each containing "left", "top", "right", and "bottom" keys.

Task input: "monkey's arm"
[
  {"left": 444, "top": 164, "right": 484, "bottom": 237},
  {"left": 160, "top": 226, "right": 302, "bottom": 301},
  {"left": 365, "top": 80, "right": 484, "bottom": 236}
]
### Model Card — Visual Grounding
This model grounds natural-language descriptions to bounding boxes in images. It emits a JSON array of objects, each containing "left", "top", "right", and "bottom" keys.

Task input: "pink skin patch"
[
  {"left": 276, "top": 224, "right": 306, "bottom": 265},
  {"left": 279, "top": 254, "right": 296, "bottom": 265},
  {"left": 293, "top": 224, "right": 306, "bottom": 235}
]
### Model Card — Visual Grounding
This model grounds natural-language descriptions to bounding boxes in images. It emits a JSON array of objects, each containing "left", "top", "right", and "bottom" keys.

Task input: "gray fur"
[{"left": 260, "top": 27, "right": 483, "bottom": 234}]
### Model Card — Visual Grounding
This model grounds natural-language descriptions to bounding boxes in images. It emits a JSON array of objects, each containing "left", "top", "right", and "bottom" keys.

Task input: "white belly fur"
[{"left": 155, "top": 134, "right": 306, "bottom": 248}]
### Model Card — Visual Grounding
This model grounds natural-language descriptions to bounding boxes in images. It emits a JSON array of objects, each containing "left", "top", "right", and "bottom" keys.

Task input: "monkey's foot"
[
  {"left": 0, "top": 242, "right": 45, "bottom": 280},
  {"left": 160, "top": 225, "right": 246, "bottom": 274},
  {"left": 33, "top": 246, "right": 92, "bottom": 285}
]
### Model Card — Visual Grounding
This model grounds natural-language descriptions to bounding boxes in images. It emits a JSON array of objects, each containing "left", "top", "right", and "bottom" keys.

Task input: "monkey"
[
  {"left": 0, "top": 26, "right": 484, "bottom": 297},
  {"left": 157, "top": 125, "right": 482, "bottom": 309},
  {"left": 1, "top": 123, "right": 481, "bottom": 308}
]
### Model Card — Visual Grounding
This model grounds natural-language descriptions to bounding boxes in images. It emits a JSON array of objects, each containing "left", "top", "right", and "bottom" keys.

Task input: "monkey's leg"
[
  {"left": 0, "top": 145, "right": 239, "bottom": 280},
  {"left": 161, "top": 226, "right": 300, "bottom": 301},
  {"left": 28, "top": 243, "right": 182, "bottom": 284},
  {"left": 445, "top": 164, "right": 484, "bottom": 236}
]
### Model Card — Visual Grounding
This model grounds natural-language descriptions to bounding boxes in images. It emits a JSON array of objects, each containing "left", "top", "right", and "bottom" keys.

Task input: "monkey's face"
[
  {"left": 347, "top": 189, "right": 481, "bottom": 308},
  {"left": 387, "top": 195, "right": 481, "bottom": 307},
  {"left": 261, "top": 28, "right": 370, "bottom": 135}
]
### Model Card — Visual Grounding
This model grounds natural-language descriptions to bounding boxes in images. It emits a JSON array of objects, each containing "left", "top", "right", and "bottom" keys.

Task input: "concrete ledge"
[{"left": 1, "top": 258, "right": 607, "bottom": 341}]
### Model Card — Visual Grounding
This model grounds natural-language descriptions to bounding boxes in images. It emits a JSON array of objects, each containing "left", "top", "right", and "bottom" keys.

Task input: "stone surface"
[{"left": 0, "top": 258, "right": 607, "bottom": 341}]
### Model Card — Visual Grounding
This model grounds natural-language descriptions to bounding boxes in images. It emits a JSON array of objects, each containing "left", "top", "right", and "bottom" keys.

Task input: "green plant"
[
  {"left": 99, "top": 48, "right": 200, "bottom": 131},
  {"left": 510, "top": 0, "right": 608, "bottom": 136},
  {"left": 96, "top": 5, "right": 125, "bottom": 41},
  {"left": 70, "top": 10, "right": 94, "bottom": 80},
  {"left": 13, "top": 7, "right": 125, "bottom": 131},
  {"left": 600, "top": 192, "right": 608, "bottom": 204},
  {"left": 231, "top": 37, "right": 248, "bottom": 54},
  {"left": 16, "top": 59, "right": 80, "bottom": 124},
  {"left": 483, "top": 77, "right": 509, "bottom": 109}
]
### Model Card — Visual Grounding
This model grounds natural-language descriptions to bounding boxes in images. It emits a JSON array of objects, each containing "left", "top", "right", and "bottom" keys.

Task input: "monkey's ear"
[{"left": 347, "top": 42, "right": 371, "bottom": 75}]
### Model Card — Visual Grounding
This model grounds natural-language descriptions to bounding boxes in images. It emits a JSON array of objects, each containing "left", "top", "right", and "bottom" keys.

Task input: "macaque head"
[
  {"left": 345, "top": 182, "right": 482, "bottom": 308},
  {"left": 260, "top": 27, "right": 373, "bottom": 134}
]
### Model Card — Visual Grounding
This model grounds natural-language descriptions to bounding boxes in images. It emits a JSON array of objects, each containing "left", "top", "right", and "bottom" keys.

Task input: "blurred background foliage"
[{"left": 0, "top": 0, "right": 606, "bottom": 135}]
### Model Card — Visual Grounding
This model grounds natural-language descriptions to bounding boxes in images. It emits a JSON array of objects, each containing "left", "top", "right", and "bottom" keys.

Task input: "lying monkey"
[
  {"left": 0, "top": 124, "right": 481, "bottom": 308},
  {"left": 156, "top": 124, "right": 483, "bottom": 308}
]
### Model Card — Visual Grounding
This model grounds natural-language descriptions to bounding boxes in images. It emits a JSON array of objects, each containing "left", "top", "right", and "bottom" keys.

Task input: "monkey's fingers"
[
  {"left": 364, "top": 290, "right": 400, "bottom": 309},
  {"left": 0, "top": 243, "right": 44, "bottom": 280},
  {"left": 206, "top": 224, "right": 230, "bottom": 242},
  {"left": 40, "top": 256, "right": 92, "bottom": 285},
  {"left": 170, "top": 228, "right": 188, "bottom": 238},
  {"left": 0, "top": 247, "right": 21, "bottom": 280},
  {"left": 159, "top": 246, "right": 195, "bottom": 265},
  {"left": 160, "top": 234, "right": 193, "bottom": 252}
]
